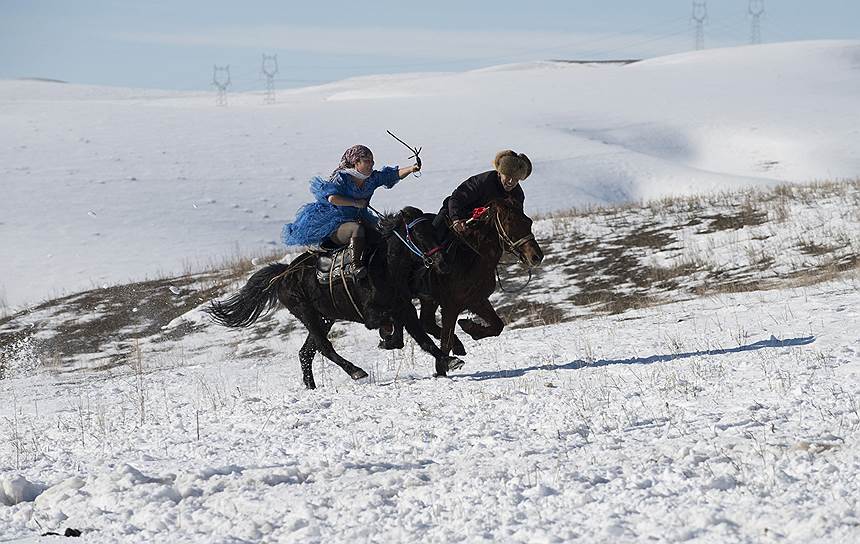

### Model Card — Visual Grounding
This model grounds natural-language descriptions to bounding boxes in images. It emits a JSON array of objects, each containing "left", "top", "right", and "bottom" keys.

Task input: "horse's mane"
[
  {"left": 376, "top": 206, "right": 424, "bottom": 236},
  {"left": 376, "top": 211, "right": 402, "bottom": 236},
  {"left": 491, "top": 195, "right": 523, "bottom": 211}
]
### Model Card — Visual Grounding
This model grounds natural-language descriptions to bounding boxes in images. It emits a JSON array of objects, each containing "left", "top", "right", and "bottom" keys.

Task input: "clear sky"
[{"left": 1, "top": 0, "right": 858, "bottom": 91}]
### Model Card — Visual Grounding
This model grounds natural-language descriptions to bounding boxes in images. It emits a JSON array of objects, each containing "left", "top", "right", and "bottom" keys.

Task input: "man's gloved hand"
[{"left": 452, "top": 219, "right": 467, "bottom": 233}]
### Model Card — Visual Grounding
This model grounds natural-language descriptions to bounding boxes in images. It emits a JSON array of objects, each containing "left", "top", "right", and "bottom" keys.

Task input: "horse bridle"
[
  {"left": 392, "top": 215, "right": 444, "bottom": 269},
  {"left": 492, "top": 205, "right": 536, "bottom": 266}
]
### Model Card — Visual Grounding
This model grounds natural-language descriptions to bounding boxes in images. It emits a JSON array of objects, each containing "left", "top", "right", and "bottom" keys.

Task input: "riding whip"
[{"left": 386, "top": 130, "right": 422, "bottom": 177}]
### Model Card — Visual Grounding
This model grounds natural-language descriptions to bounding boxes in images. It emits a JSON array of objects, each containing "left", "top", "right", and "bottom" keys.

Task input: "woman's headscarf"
[{"left": 331, "top": 145, "right": 373, "bottom": 178}]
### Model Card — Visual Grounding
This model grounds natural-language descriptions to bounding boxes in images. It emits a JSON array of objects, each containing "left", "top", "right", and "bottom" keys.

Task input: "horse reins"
[
  {"left": 368, "top": 205, "right": 443, "bottom": 268},
  {"left": 337, "top": 249, "right": 364, "bottom": 320},
  {"left": 493, "top": 210, "right": 535, "bottom": 263},
  {"left": 452, "top": 204, "right": 536, "bottom": 293},
  {"left": 491, "top": 211, "right": 536, "bottom": 293},
  {"left": 396, "top": 217, "right": 444, "bottom": 268}
]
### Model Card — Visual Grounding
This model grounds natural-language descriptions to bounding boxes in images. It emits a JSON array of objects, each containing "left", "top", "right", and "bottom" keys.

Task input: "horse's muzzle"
[{"left": 522, "top": 241, "right": 544, "bottom": 268}]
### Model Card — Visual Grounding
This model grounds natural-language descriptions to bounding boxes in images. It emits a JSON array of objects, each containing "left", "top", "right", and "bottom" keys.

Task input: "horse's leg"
[
  {"left": 419, "top": 299, "right": 441, "bottom": 336},
  {"left": 376, "top": 288, "right": 406, "bottom": 351},
  {"left": 437, "top": 305, "right": 463, "bottom": 376},
  {"left": 395, "top": 302, "right": 465, "bottom": 376},
  {"left": 297, "top": 308, "right": 368, "bottom": 382},
  {"left": 458, "top": 298, "right": 504, "bottom": 340},
  {"left": 378, "top": 320, "right": 405, "bottom": 350},
  {"left": 298, "top": 334, "right": 318, "bottom": 390},
  {"left": 298, "top": 318, "right": 334, "bottom": 390},
  {"left": 420, "top": 299, "right": 467, "bottom": 356}
]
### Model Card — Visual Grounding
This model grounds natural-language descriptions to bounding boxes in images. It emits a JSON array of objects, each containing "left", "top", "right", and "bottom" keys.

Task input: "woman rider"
[{"left": 283, "top": 144, "right": 421, "bottom": 278}]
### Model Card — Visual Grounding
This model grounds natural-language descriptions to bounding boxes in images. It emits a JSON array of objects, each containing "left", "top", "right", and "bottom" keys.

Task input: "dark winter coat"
[{"left": 437, "top": 170, "right": 526, "bottom": 222}]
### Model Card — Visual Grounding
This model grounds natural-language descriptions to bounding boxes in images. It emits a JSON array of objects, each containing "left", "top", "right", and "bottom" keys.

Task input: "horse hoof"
[
  {"left": 446, "top": 357, "right": 465, "bottom": 371},
  {"left": 453, "top": 343, "right": 467, "bottom": 356},
  {"left": 350, "top": 368, "right": 368, "bottom": 380},
  {"left": 457, "top": 318, "right": 476, "bottom": 333},
  {"left": 378, "top": 338, "right": 405, "bottom": 350},
  {"left": 457, "top": 319, "right": 486, "bottom": 340}
]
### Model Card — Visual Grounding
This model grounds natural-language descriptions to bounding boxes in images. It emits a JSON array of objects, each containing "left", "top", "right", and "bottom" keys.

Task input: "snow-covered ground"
[
  {"left": 1, "top": 39, "right": 859, "bottom": 542},
  {"left": 2, "top": 40, "right": 860, "bottom": 309},
  {"left": 1, "top": 274, "right": 858, "bottom": 542}
]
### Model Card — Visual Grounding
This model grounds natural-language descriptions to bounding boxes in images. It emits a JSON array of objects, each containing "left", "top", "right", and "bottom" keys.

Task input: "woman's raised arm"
[{"left": 397, "top": 163, "right": 421, "bottom": 179}]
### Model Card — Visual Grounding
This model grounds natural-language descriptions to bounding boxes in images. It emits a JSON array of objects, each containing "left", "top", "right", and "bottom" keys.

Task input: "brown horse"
[{"left": 384, "top": 196, "right": 544, "bottom": 373}]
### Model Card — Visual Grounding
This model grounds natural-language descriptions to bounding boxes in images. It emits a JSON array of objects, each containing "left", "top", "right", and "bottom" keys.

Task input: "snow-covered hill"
[
  {"left": 0, "top": 179, "right": 858, "bottom": 542},
  {"left": 2, "top": 40, "right": 860, "bottom": 309}
]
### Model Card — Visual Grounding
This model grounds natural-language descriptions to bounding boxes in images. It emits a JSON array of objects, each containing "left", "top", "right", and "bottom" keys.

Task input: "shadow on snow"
[{"left": 460, "top": 335, "right": 816, "bottom": 382}]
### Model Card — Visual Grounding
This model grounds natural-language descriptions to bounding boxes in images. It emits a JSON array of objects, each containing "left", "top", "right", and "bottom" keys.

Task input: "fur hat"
[{"left": 493, "top": 150, "right": 532, "bottom": 180}]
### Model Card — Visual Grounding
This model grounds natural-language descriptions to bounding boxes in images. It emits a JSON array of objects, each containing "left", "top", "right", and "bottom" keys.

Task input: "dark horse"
[
  {"left": 384, "top": 196, "right": 543, "bottom": 371},
  {"left": 206, "top": 207, "right": 464, "bottom": 389}
]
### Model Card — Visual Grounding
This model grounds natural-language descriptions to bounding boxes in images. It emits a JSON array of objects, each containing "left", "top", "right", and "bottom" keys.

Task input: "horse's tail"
[{"left": 206, "top": 263, "right": 289, "bottom": 328}]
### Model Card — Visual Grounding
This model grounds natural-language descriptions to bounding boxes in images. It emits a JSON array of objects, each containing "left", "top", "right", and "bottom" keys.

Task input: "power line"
[
  {"left": 204, "top": 20, "right": 695, "bottom": 94},
  {"left": 581, "top": 25, "right": 692, "bottom": 58},
  {"left": 235, "top": 15, "right": 694, "bottom": 75}
]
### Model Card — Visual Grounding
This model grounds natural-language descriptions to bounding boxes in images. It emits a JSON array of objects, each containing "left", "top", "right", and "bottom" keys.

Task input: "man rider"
[{"left": 433, "top": 149, "right": 532, "bottom": 239}]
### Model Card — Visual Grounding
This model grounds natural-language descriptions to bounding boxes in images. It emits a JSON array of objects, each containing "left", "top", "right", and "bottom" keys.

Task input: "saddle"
[
  {"left": 313, "top": 243, "right": 357, "bottom": 285},
  {"left": 311, "top": 241, "right": 370, "bottom": 321}
]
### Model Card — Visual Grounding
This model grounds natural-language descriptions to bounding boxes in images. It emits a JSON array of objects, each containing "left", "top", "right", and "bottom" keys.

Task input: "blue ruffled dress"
[{"left": 282, "top": 166, "right": 401, "bottom": 247}]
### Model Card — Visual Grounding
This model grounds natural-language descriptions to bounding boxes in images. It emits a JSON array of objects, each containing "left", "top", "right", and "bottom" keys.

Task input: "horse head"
[
  {"left": 489, "top": 197, "right": 544, "bottom": 269},
  {"left": 380, "top": 206, "right": 449, "bottom": 274}
]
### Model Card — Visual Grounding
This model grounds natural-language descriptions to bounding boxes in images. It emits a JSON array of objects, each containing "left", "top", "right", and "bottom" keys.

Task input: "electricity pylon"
[
  {"left": 262, "top": 54, "right": 278, "bottom": 104},
  {"left": 692, "top": 2, "right": 708, "bottom": 50},
  {"left": 749, "top": 0, "right": 765, "bottom": 45},
  {"left": 212, "top": 65, "right": 231, "bottom": 107}
]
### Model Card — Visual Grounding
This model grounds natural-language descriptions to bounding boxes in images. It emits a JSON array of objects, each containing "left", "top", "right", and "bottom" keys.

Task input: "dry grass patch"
[
  {"left": 5, "top": 179, "right": 860, "bottom": 374},
  {"left": 498, "top": 300, "right": 567, "bottom": 329},
  {"left": 697, "top": 201, "right": 768, "bottom": 233}
]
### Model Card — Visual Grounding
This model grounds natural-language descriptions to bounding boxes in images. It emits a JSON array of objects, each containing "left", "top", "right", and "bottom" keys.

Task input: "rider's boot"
[{"left": 349, "top": 235, "right": 368, "bottom": 280}]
